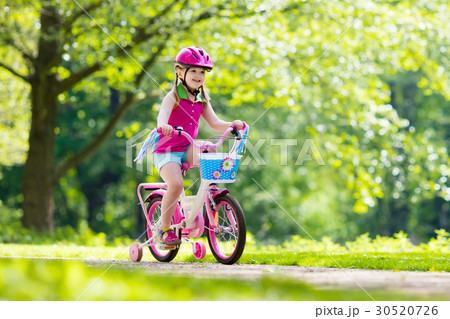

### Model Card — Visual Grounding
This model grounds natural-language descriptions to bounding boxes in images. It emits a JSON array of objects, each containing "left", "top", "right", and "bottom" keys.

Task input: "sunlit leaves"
[
  {"left": 1, "top": 0, "right": 448, "bottom": 239},
  {"left": 0, "top": 72, "right": 30, "bottom": 166}
]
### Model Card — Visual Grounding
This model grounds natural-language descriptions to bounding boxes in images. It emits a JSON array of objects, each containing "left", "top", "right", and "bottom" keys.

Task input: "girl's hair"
[{"left": 173, "top": 64, "right": 210, "bottom": 108}]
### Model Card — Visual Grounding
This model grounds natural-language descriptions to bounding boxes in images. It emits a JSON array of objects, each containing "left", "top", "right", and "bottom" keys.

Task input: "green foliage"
[
  {"left": 0, "top": 0, "right": 449, "bottom": 242},
  {"left": 425, "top": 229, "right": 450, "bottom": 251},
  {"left": 0, "top": 72, "right": 30, "bottom": 166},
  {"left": 280, "top": 230, "right": 450, "bottom": 254},
  {"left": 0, "top": 204, "right": 132, "bottom": 246},
  {"left": 0, "top": 200, "right": 27, "bottom": 243}
]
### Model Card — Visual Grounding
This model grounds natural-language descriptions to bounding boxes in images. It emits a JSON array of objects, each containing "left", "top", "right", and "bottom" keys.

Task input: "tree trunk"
[
  {"left": 21, "top": 5, "right": 61, "bottom": 231},
  {"left": 18, "top": 3, "right": 174, "bottom": 230},
  {"left": 22, "top": 83, "right": 59, "bottom": 230}
]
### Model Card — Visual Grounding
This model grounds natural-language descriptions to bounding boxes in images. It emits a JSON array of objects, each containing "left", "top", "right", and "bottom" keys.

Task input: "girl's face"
[{"left": 178, "top": 67, "right": 206, "bottom": 89}]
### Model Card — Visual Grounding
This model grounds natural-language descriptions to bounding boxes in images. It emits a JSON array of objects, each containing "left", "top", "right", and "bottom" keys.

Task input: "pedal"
[{"left": 157, "top": 243, "right": 178, "bottom": 250}]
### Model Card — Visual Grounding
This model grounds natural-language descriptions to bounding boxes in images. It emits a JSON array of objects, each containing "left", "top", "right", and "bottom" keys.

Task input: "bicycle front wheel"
[{"left": 206, "top": 194, "right": 246, "bottom": 264}]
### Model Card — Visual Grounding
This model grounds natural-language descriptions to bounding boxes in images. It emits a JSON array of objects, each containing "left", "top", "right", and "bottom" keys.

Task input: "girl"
[{"left": 154, "top": 46, "right": 244, "bottom": 245}]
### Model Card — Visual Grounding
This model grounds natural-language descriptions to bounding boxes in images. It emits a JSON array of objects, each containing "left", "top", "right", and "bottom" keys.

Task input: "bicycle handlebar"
[{"left": 157, "top": 122, "right": 246, "bottom": 151}]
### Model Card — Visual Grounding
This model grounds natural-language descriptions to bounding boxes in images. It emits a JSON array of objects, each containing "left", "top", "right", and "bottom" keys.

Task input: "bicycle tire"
[
  {"left": 146, "top": 195, "right": 179, "bottom": 262},
  {"left": 206, "top": 194, "right": 246, "bottom": 264}
]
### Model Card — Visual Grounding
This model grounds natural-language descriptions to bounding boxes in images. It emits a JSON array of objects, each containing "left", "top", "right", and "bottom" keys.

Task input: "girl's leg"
[{"left": 159, "top": 162, "right": 184, "bottom": 230}]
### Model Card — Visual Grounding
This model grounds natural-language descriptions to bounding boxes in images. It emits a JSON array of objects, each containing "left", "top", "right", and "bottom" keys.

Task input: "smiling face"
[{"left": 177, "top": 67, "right": 206, "bottom": 90}]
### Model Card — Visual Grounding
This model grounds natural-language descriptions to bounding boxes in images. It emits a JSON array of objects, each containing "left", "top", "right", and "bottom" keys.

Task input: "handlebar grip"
[
  {"left": 157, "top": 126, "right": 183, "bottom": 135},
  {"left": 230, "top": 125, "right": 243, "bottom": 140},
  {"left": 230, "top": 122, "right": 247, "bottom": 135},
  {"left": 230, "top": 125, "right": 239, "bottom": 136}
]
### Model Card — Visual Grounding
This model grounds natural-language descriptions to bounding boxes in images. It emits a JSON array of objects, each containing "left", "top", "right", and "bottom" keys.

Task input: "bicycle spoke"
[
  {"left": 210, "top": 199, "right": 240, "bottom": 256},
  {"left": 146, "top": 196, "right": 179, "bottom": 262}
]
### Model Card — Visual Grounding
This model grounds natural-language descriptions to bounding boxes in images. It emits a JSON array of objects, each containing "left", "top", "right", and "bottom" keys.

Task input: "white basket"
[{"left": 199, "top": 153, "right": 242, "bottom": 183}]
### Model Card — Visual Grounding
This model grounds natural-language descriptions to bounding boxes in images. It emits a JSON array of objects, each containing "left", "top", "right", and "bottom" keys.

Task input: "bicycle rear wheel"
[
  {"left": 206, "top": 194, "right": 246, "bottom": 264},
  {"left": 146, "top": 195, "right": 179, "bottom": 262}
]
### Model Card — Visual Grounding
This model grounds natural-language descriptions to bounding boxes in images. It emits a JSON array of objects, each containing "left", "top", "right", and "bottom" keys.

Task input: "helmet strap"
[{"left": 180, "top": 67, "right": 201, "bottom": 97}]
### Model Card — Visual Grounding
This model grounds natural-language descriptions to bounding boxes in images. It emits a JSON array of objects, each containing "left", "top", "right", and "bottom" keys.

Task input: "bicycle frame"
[
  {"left": 136, "top": 125, "right": 243, "bottom": 249},
  {"left": 136, "top": 180, "right": 227, "bottom": 241}
]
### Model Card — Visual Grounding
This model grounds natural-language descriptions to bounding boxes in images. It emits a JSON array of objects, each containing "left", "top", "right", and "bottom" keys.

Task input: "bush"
[
  {"left": 0, "top": 201, "right": 132, "bottom": 246},
  {"left": 275, "top": 230, "right": 450, "bottom": 254}
]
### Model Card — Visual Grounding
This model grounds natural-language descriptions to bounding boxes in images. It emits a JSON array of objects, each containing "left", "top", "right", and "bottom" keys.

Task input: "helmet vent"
[
  {"left": 188, "top": 48, "right": 200, "bottom": 60},
  {"left": 191, "top": 52, "right": 200, "bottom": 60}
]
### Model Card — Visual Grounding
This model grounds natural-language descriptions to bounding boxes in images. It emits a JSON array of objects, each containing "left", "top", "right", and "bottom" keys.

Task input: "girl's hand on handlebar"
[
  {"left": 231, "top": 120, "right": 245, "bottom": 131},
  {"left": 159, "top": 124, "right": 173, "bottom": 136}
]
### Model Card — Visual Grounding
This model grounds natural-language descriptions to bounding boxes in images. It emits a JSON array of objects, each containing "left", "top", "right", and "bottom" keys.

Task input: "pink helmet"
[{"left": 175, "top": 47, "right": 213, "bottom": 70}]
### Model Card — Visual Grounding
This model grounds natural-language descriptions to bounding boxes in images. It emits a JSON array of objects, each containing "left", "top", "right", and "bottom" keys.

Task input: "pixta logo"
[
  {"left": 126, "top": 130, "right": 326, "bottom": 175},
  {"left": 240, "top": 138, "right": 326, "bottom": 166}
]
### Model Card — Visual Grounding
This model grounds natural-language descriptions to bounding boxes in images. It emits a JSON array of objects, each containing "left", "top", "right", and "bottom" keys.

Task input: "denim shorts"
[{"left": 153, "top": 150, "right": 188, "bottom": 173}]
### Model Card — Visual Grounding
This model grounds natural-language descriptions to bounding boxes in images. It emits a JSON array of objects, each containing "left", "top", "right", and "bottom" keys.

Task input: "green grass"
[
  {"left": 238, "top": 252, "right": 450, "bottom": 272},
  {"left": 0, "top": 243, "right": 127, "bottom": 260},
  {"left": 2, "top": 244, "right": 449, "bottom": 272},
  {"left": 0, "top": 258, "right": 443, "bottom": 301}
]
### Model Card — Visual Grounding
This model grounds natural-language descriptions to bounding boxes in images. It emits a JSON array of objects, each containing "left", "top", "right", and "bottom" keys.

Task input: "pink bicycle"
[{"left": 129, "top": 123, "right": 249, "bottom": 265}]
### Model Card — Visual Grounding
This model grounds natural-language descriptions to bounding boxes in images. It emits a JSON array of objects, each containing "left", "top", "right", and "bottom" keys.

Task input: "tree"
[
  {"left": 194, "top": 0, "right": 450, "bottom": 241},
  {"left": 1, "top": 0, "right": 448, "bottom": 243},
  {"left": 0, "top": 0, "right": 254, "bottom": 230}
]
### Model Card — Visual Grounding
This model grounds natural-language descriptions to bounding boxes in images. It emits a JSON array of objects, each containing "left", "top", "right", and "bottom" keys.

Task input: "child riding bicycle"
[{"left": 153, "top": 47, "right": 244, "bottom": 246}]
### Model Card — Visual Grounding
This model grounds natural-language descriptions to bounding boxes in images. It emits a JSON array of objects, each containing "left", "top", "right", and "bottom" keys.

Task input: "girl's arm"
[
  {"left": 202, "top": 101, "right": 243, "bottom": 132},
  {"left": 157, "top": 90, "right": 176, "bottom": 135}
]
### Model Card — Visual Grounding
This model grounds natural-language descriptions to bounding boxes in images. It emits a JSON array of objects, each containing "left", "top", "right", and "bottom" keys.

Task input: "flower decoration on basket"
[
  {"left": 221, "top": 157, "right": 235, "bottom": 171},
  {"left": 212, "top": 170, "right": 222, "bottom": 180}
]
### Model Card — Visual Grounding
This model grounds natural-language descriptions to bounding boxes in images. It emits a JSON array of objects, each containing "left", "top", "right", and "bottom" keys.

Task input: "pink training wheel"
[
  {"left": 129, "top": 243, "right": 143, "bottom": 262},
  {"left": 193, "top": 241, "right": 207, "bottom": 260}
]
